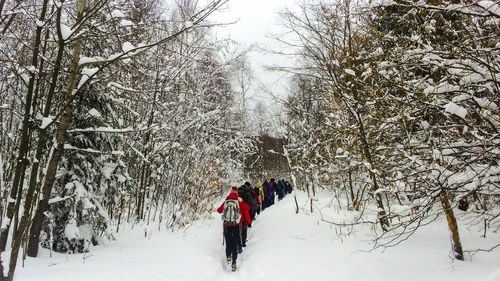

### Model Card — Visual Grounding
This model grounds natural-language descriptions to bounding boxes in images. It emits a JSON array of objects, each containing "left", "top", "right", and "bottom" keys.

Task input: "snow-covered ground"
[{"left": 15, "top": 191, "right": 500, "bottom": 281}]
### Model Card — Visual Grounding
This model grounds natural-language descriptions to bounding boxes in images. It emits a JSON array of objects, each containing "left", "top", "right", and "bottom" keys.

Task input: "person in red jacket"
[
  {"left": 217, "top": 187, "right": 250, "bottom": 271},
  {"left": 251, "top": 185, "right": 261, "bottom": 216}
]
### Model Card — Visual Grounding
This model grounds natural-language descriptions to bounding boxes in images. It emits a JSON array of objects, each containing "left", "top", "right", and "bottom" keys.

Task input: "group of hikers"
[{"left": 216, "top": 178, "right": 293, "bottom": 271}]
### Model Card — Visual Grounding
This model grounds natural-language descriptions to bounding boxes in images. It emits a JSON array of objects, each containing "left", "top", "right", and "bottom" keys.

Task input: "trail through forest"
[{"left": 15, "top": 191, "right": 500, "bottom": 281}]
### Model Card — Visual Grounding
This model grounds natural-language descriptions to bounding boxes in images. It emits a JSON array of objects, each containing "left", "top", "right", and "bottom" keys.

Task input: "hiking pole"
[{"left": 223, "top": 227, "right": 225, "bottom": 246}]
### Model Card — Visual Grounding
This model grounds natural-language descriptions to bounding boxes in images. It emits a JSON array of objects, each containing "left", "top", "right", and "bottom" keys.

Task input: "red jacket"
[{"left": 217, "top": 192, "right": 251, "bottom": 226}]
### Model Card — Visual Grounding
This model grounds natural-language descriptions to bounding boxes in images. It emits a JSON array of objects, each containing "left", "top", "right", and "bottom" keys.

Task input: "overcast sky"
[{"left": 212, "top": 0, "right": 297, "bottom": 108}]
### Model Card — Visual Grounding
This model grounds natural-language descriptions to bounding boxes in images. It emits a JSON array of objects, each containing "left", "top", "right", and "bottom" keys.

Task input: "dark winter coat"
[
  {"left": 238, "top": 186, "right": 258, "bottom": 212},
  {"left": 217, "top": 192, "right": 251, "bottom": 226},
  {"left": 263, "top": 181, "right": 270, "bottom": 199},
  {"left": 268, "top": 180, "right": 276, "bottom": 196},
  {"left": 279, "top": 179, "right": 286, "bottom": 190}
]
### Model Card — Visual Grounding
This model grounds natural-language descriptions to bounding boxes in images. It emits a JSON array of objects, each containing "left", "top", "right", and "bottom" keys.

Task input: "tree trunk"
[
  {"left": 13, "top": 17, "right": 52, "bottom": 238},
  {"left": 0, "top": 0, "right": 6, "bottom": 17},
  {"left": 0, "top": 152, "right": 3, "bottom": 221},
  {"left": 0, "top": 152, "right": 3, "bottom": 280},
  {"left": 26, "top": 5, "right": 66, "bottom": 256},
  {"left": 356, "top": 111, "right": 389, "bottom": 231},
  {"left": 348, "top": 169, "right": 355, "bottom": 209},
  {"left": 294, "top": 194, "right": 299, "bottom": 214},
  {"left": 0, "top": 0, "right": 49, "bottom": 253},
  {"left": 141, "top": 166, "right": 152, "bottom": 220},
  {"left": 440, "top": 189, "right": 464, "bottom": 261},
  {"left": 11, "top": 164, "right": 26, "bottom": 241},
  {"left": 117, "top": 194, "right": 124, "bottom": 233},
  {"left": 26, "top": 0, "right": 85, "bottom": 260}
]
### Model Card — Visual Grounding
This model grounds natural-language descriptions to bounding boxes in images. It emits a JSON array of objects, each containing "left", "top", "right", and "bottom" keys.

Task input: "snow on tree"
[
  {"left": 0, "top": 0, "right": 257, "bottom": 279},
  {"left": 272, "top": 0, "right": 499, "bottom": 261}
]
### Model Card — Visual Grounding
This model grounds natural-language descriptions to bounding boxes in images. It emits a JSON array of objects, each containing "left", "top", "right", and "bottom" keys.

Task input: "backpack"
[{"left": 222, "top": 199, "right": 241, "bottom": 226}]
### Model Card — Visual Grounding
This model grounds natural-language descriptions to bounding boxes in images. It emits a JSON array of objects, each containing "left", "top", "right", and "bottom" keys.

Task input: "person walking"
[
  {"left": 240, "top": 183, "right": 258, "bottom": 221},
  {"left": 262, "top": 180, "right": 270, "bottom": 210},
  {"left": 254, "top": 182, "right": 264, "bottom": 214},
  {"left": 278, "top": 179, "right": 286, "bottom": 199},
  {"left": 238, "top": 184, "right": 255, "bottom": 250},
  {"left": 249, "top": 184, "right": 261, "bottom": 216},
  {"left": 217, "top": 186, "right": 250, "bottom": 271},
  {"left": 285, "top": 180, "right": 293, "bottom": 194},
  {"left": 269, "top": 178, "right": 276, "bottom": 206}
]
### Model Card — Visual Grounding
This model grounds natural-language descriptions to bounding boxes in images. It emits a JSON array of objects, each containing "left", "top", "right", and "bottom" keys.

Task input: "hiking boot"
[
  {"left": 232, "top": 264, "right": 237, "bottom": 271},
  {"left": 237, "top": 246, "right": 243, "bottom": 254},
  {"left": 226, "top": 258, "right": 231, "bottom": 264}
]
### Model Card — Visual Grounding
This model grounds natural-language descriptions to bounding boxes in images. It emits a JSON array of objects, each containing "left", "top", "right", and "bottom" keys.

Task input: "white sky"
[{"left": 212, "top": 0, "right": 297, "bottom": 108}]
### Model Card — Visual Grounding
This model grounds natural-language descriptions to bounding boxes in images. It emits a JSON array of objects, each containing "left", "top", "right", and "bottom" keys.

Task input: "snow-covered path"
[{"left": 16, "top": 191, "right": 500, "bottom": 281}]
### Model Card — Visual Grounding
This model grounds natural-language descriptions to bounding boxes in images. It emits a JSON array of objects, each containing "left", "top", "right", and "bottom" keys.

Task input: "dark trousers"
[
  {"left": 224, "top": 226, "right": 239, "bottom": 265},
  {"left": 239, "top": 222, "right": 248, "bottom": 247},
  {"left": 270, "top": 196, "right": 275, "bottom": 205},
  {"left": 263, "top": 197, "right": 269, "bottom": 209}
]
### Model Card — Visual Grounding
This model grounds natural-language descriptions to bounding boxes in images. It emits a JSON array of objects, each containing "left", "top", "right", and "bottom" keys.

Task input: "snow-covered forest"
[{"left": 0, "top": 0, "right": 499, "bottom": 280}]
